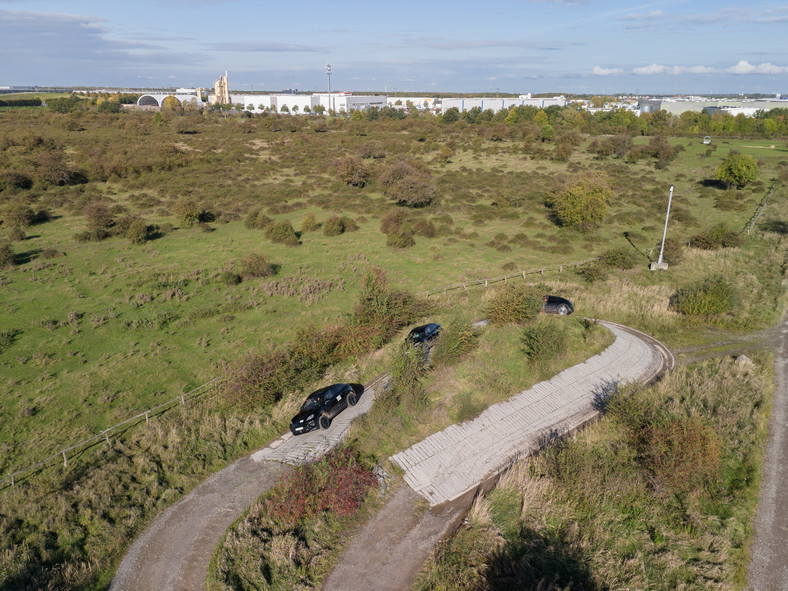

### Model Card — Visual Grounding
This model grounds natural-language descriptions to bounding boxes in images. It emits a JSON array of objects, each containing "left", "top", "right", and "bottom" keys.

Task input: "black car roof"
[{"left": 308, "top": 383, "right": 347, "bottom": 398}]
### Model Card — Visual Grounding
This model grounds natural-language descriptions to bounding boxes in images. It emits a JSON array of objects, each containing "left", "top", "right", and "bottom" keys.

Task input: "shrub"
[
  {"left": 8, "top": 227, "right": 26, "bottom": 241},
  {"left": 0, "top": 242, "right": 14, "bottom": 267},
  {"left": 2, "top": 204, "right": 35, "bottom": 228},
  {"left": 339, "top": 216, "right": 359, "bottom": 232},
  {"left": 600, "top": 247, "right": 640, "bottom": 270},
  {"left": 642, "top": 416, "right": 722, "bottom": 494},
  {"left": 262, "top": 449, "right": 376, "bottom": 527},
  {"left": 300, "top": 212, "right": 319, "bottom": 232},
  {"left": 670, "top": 275, "right": 737, "bottom": 316},
  {"left": 83, "top": 202, "right": 115, "bottom": 230},
  {"left": 547, "top": 174, "right": 613, "bottom": 231},
  {"left": 413, "top": 219, "right": 437, "bottom": 238},
  {"left": 264, "top": 220, "right": 299, "bottom": 246},
  {"left": 386, "top": 223, "right": 415, "bottom": 248},
  {"left": 224, "top": 350, "right": 290, "bottom": 408},
  {"left": 323, "top": 215, "right": 345, "bottom": 236},
  {"left": 690, "top": 223, "right": 742, "bottom": 250},
  {"left": 220, "top": 271, "right": 242, "bottom": 286},
  {"left": 658, "top": 237, "right": 684, "bottom": 265},
  {"left": 0, "top": 328, "right": 22, "bottom": 354},
  {"left": 431, "top": 319, "right": 479, "bottom": 367},
  {"left": 334, "top": 156, "right": 370, "bottom": 187},
  {"left": 485, "top": 284, "right": 543, "bottom": 325},
  {"left": 125, "top": 218, "right": 152, "bottom": 244},
  {"left": 244, "top": 208, "right": 273, "bottom": 230},
  {"left": 576, "top": 262, "right": 608, "bottom": 283},
  {"left": 521, "top": 317, "right": 568, "bottom": 361},
  {"left": 40, "top": 248, "right": 64, "bottom": 259},
  {"left": 379, "top": 161, "right": 436, "bottom": 207},
  {"left": 73, "top": 228, "right": 110, "bottom": 242},
  {"left": 241, "top": 254, "right": 276, "bottom": 278},
  {"left": 380, "top": 210, "right": 408, "bottom": 235}
]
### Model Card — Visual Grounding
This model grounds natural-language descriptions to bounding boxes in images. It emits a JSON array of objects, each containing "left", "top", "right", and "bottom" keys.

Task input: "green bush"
[
  {"left": 386, "top": 223, "right": 415, "bottom": 248},
  {"left": 485, "top": 284, "right": 543, "bottom": 325},
  {"left": 300, "top": 212, "right": 319, "bottom": 232},
  {"left": 576, "top": 262, "right": 608, "bottom": 283},
  {"left": 600, "top": 247, "right": 640, "bottom": 270},
  {"left": 658, "top": 237, "right": 684, "bottom": 265},
  {"left": 241, "top": 254, "right": 276, "bottom": 278},
  {"left": 0, "top": 328, "right": 22, "bottom": 354},
  {"left": 8, "top": 227, "right": 26, "bottom": 241},
  {"left": 413, "top": 219, "right": 437, "bottom": 238},
  {"left": 690, "top": 223, "right": 742, "bottom": 250},
  {"left": 125, "top": 218, "right": 152, "bottom": 244},
  {"left": 220, "top": 271, "right": 242, "bottom": 286},
  {"left": 715, "top": 151, "right": 759, "bottom": 188},
  {"left": 0, "top": 242, "right": 14, "bottom": 267},
  {"left": 323, "top": 215, "right": 345, "bottom": 236},
  {"left": 340, "top": 216, "right": 359, "bottom": 232},
  {"left": 431, "top": 319, "right": 478, "bottom": 367},
  {"left": 264, "top": 220, "right": 299, "bottom": 246},
  {"left": 244, "top": 208, "right": 273, "bottom": 230},
  {"left": 520, "top": 317, "right": 568, "bottom": 361},
  {"left": 670, "top": 275, "right": 737, "bottom": 316}
]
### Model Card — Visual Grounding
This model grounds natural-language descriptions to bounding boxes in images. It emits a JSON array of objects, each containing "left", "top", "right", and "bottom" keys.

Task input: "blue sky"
[{"left": 1, "top": 0, "right": 787, "bottom": 94}]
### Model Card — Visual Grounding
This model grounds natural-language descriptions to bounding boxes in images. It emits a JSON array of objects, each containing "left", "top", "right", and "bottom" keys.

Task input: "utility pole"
[
  {"left": 326, "top": 63, "right": 332, "bottom": 115},
  {"left": 651, "top": 185, "right": 674, "bottom": 270}
]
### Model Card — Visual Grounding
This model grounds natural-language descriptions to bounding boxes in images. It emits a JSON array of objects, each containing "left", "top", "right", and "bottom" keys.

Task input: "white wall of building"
[{"left": 440, "top": 95, "right": 566, "bottom": 114}]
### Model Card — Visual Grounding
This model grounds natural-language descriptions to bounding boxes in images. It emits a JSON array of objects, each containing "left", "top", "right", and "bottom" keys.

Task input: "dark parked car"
[
  {"left": 542, "top": 295, "right": 573, "bottom": 316},
  {"left": 406, "top": 323, "right": 442, "bottom": 346},
  {"left": 289, "top": 383, "right": 360, "bottom": 435}
]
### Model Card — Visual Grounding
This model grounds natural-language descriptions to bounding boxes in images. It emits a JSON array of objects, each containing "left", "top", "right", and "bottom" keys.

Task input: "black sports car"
[
  {"left": 542, "top": 295, "right": 574, "bottom": 315},
  {"left": 406, "top": 323, "right": 442, "bottom": 345},
  {"left": 289, "top": 383, "right": 360, "bottom": 435}
]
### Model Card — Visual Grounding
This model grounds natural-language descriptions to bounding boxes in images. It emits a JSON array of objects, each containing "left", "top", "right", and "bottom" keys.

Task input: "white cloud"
[
  {"left": 632, "top": 64, "right": 715, "bottom": 75},
  {"left": 592, "top": 66, "right": 623, "bottom": 76},
  {"left": 726, "top": 60, "right": 788, "bottom": 74}
]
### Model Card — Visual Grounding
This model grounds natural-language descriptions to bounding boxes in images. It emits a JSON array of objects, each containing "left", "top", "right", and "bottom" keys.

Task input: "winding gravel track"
[{"left": 111, "top": 322, "right": 671, "bottom": 591}]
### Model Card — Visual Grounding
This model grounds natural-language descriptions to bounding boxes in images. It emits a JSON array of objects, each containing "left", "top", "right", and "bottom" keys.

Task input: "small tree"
[
  {"left": 714, "top": 151, "right": 759, "bottom": 188},
  {"left": 547, "top": 175, "right": 613, "bottom": 231}
]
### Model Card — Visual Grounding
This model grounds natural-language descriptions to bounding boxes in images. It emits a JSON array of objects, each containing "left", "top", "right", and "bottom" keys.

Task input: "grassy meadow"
[{"left": 1, "top": 103, "right": 787, "bottom": 589}]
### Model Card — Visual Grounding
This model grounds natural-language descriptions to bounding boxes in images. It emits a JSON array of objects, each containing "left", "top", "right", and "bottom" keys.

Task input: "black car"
[
  {"left": 406, "top": 323, "right": 442, "bottom": 346},
  {"left": 290, "top": 383, "right": 359, "bottom": 435},
  {"left": 542, "top": 295, "right": 573, "bottom": 316}
]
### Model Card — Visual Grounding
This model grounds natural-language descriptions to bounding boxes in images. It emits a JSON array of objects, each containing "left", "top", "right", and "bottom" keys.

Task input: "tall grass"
[{"left": 416, "top": 353, "right": 773, "bottom": 590}]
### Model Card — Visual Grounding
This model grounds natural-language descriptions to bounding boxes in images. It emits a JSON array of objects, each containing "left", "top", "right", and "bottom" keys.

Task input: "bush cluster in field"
[
  {"left": 209, "top": 449, "right": 377, "bottom": 590},
  {"left": 417, "top": 355, "right": 771, "bottom": 590}
]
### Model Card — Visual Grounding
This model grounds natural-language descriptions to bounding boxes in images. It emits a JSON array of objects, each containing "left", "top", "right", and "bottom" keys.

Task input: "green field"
[{"left": 1, "top": 104, "right": 787, "bottom": 589}]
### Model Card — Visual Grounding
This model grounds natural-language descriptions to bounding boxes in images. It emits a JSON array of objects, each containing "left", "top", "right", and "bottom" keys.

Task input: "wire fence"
[
  {"left": 744, "top": 181, "right": 779, "bottom": 234},
  {"left": 1, "top": 378, "right": 221, "bottom": 490}
]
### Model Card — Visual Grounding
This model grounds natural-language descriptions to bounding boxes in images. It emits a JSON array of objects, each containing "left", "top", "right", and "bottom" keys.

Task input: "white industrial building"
[
  {"left": 136, "top": 88, "right": 204, "bottom": 109},
  {"left": 439, "top": 94, "right": 566, "bottom": 114}
]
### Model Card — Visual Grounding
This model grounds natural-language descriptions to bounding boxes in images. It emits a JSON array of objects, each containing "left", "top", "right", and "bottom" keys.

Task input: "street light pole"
[
  {"left": 326, "top": 63, "right": 332, "bottom": 115},
  {"left": 651, "top": 185, "right": 674, "bottom": 270}
]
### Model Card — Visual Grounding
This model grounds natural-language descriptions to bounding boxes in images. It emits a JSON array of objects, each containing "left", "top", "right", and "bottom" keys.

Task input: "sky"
[{"left": 1, "top": 0, "right": 787, "bottom": 95}]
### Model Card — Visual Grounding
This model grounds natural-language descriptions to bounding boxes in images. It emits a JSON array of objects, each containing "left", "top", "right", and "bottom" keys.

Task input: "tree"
[
  {"left": 714, "top": 151, "right": 759, "bottom": 188},
  {"left": 547, "top": 174, "right": 613, "bottom": 231},
  {"left": 441, "top": 107, "right": 460, "bottom": 124},
  {"left": 280, "top": 105, "right": 290, "bottom": 113}
]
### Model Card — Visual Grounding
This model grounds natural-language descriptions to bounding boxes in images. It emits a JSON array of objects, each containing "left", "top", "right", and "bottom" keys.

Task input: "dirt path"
[{"left": 747, "top": 312, "right": 788, "bottom": 591}]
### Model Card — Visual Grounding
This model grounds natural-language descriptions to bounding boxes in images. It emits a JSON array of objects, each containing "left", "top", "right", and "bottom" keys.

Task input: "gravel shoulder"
[{"left": 747, "top": 312, "right": 788, "bottom": 591}]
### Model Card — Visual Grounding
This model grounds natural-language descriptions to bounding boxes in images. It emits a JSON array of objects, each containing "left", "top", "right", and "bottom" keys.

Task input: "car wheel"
[
  {"left": 319, "top": 414, "right": 331, "bottom": 430},
  {"left": 557, "top": 304, "right": 570, "bottom": 315},
  {"left": 347, "top": 392, "right": 358, "bottom": 406}
]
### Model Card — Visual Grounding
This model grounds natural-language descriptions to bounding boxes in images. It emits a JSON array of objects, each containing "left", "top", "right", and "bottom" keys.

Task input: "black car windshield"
[{"left": 300, "top": 396, "right": 322, "bottom": 412}]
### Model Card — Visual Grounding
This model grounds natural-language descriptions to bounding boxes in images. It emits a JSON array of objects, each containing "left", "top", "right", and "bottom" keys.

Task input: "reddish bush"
[
  {"left": 264, "top": 449, "right": 377, "bottom": 527},
  {"left": 642, "top": 416, "right": 721, "bottom": 494}
]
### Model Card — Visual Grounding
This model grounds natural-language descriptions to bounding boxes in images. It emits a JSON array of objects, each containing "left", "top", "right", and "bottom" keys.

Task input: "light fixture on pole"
[
  {"left": 326, "top": 63, "right": 332, "bottom": 115},
  {"left": 651, "top": 185, "right": 674, "bottom": 271}
]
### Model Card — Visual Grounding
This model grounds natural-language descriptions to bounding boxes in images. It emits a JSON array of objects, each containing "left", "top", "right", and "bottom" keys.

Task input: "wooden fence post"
[
  {"left": 62, "top": 452, "right": 67, "bottom": 467},
  {"left": 145, "top": 411, "right": 150, "bottom": 424},
  {"left": 104, "top": 431, "right": 110, "bottom": 444}
]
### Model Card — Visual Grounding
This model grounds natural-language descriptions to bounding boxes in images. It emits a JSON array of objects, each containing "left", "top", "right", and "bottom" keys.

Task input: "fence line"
[
  {"left": 1, "top": 378, "right": 221, "bottom": 490},
  {"left": 744, "top": 181, "right": 779, "bottom": 234}
]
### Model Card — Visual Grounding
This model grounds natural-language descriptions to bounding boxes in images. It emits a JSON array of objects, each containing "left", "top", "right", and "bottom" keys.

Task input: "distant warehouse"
[{"left": 440, "top": 94, "right": 566, "bottom": 114}]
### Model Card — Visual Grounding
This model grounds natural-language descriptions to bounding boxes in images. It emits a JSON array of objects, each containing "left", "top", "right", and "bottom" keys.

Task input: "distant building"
[
  {"left": 638, "top": 97, "right": 788, "bottom": 116},
  {"left": 136, "top": 89, "right": 204, "bottom": 109},
  {"left": 439, "top": 94, "right": 566, "bottom": 114},
  {"left": 214, "top": 72, "right": 230, "bottom": 105}
]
